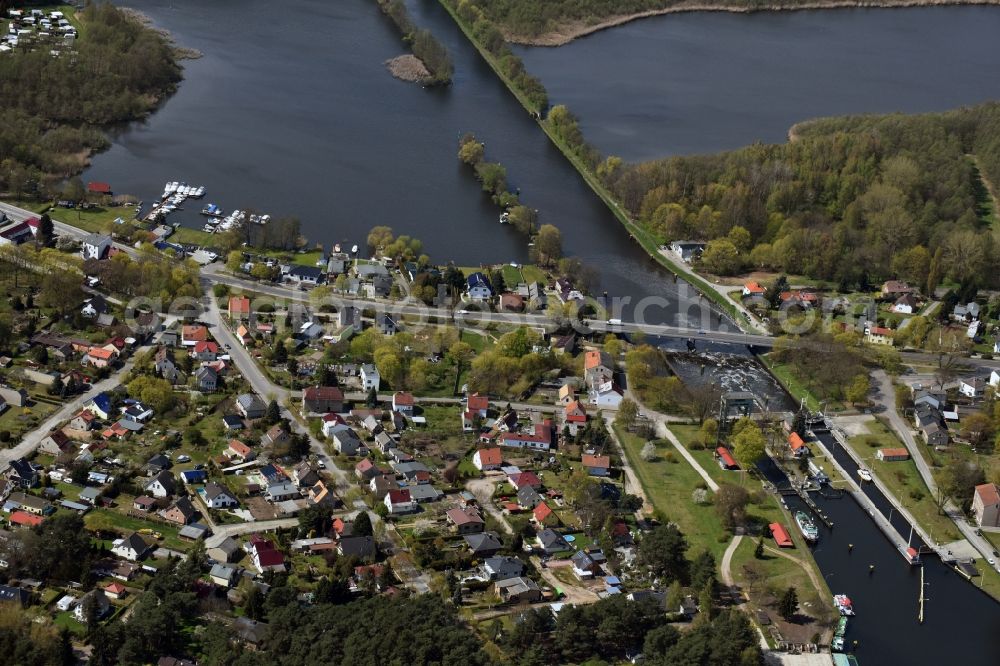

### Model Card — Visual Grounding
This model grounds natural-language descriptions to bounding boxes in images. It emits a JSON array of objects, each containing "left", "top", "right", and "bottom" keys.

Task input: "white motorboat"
[{"left": 858, "top": 468, "right": 872, "bottom": 482}]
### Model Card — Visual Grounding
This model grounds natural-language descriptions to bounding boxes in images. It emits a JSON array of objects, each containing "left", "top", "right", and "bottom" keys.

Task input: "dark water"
[
  {"left": 88, "top": 0, "right": 718, "bottom": 327},
  {"left": 515, "top": 7, "right": 1000, "bottom": 161},
  {"left": 663, "top": 350, "right": 795, "bottom": 412},
  {"left": 754, "top": 429, "right": 1000, "bottom": 664}
]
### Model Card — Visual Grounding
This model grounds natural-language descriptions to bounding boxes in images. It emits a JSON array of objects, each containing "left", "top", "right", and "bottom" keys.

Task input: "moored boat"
[
  {"left": 833, "top": 594, "right": 855, "bottom": 616},
  {"left": 858, "top": 468, "right": 872, "bottom": 482},
  {"left": 795, "top": 511, "right": 819, "bottom": 543}
]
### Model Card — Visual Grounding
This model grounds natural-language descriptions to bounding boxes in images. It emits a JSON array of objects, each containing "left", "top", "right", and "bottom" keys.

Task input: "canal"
[{"left": 754, "top": 421, "right": 1000, "bottom": 664}]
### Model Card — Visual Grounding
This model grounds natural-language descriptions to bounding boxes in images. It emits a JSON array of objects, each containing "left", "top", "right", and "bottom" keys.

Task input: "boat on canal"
[
  {"left": 832, "top": 615, "right": 849, "bottom": 651},
  {"left": 794, "top": 510, "right": 819, "bottom": 543},
  {"left": 834, "top": 594, "right": 855, "bottom": 616},
  {"left": 201, "top": 203, "right": 223, "bottom": 217},
  {"left": 858, "top": 468, "right": 872, "bottom": 482}
]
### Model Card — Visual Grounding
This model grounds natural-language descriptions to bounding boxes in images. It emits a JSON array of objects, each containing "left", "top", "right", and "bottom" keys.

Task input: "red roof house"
[
  {"left": 716, "top": 446, "right": 738, "bottom": 470},
  {"left": 9, "top": 510, "right": 44, "bottom": 528},
  {"left": 770, "top": 522, "right": 793, "bottom": 548},
  {"left": 87, "top": 182, "right": 112, "bottom": 195}
]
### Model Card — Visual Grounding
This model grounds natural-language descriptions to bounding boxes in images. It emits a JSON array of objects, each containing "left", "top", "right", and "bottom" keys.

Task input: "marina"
[{"left": 143, "top": 180, "right": 206, "bottom": 223}]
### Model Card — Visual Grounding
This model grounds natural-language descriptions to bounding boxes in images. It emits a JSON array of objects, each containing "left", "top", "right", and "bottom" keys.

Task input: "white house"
[
  {"left": 959, "top": 377, "right": 987, "bottom": 399},
  {"left": 384, "top": 488, "right": 416, "bottom": 514},
  {"left": 472, "top": 447, "right": 503, "bottom": 471},
  {"left": 144, "top": 470, "right": 176, "bottom": 498},
  {"left": 588, "top": 381, "right": 624, "bottom": 408},
  {"left": 360, "top": 364, "right": 380, "bottom": 391},
  {"left": 465, "top": 272, "right": 492, "bottom": 302},
  {"left": 80, "top": 233, "right": 112, "bottom": 261},
  {"left": 111, "top": 533, "right": 150, "bottom": 561},
  {"left": 203, "top": 482, "right": 239, "bottom": 509}
]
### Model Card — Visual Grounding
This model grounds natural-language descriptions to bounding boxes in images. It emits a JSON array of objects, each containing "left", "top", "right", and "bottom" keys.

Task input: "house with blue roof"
[
  {"left": 86, "top": 393, "right": 112, "bottom": 420},
  {"left": 180, "top": 469, "right": 207, "bottom": 484},
  {"left": 465, "top": 272, "right": 492, "bottom": 302}
]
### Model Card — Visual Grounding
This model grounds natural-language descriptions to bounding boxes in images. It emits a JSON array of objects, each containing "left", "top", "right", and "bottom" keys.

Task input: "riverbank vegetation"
[
  {"left": 375, "top": 0, "right": 453, "bottom": 85},
  {"left": 606, "top": 102, "right": 1000, "bottom": 289},
  {"left": 441, "top": 0, "right": 548, "bottom": 114},
  {"left": 0, "top": 3, "right": 182, "bottom": 196},
  {"left": 463, "top": 0, "right": 1000, "bottom": 44}
]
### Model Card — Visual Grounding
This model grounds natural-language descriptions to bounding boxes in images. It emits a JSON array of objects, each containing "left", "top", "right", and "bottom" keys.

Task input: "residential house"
[
  {"left": 338, "top": 535, "right": 376, "bottom": 561},
  {"left": 8, "top": 511, "right": 44, "bottom": 528},
  {"left": 893, "top": 293, "right": 918, "bottom": 314},
  {"left": 959, "top": 377, "right": 987, "bottom": 399},
  {"left": 121, "top": 402, "right": 153, "bottom": 423},
  {"left": 881, "top": 280, "right": 914, "bottom": 298},
  {"left": 286, "top": 265, "right": 324, "bottom": 286},
  {"left": 191, "top": 340, "right": 219, "bottom": 362},
  {"left": 369, "top": 474, "right": 396, "bottom": 500},
  {"left": 495, "top": 577, "right": 541, "bottom": 604},
  {"left": 447, "top": 506, "right": 485, "bottom": 534},
  {"left": 132, "top": 496, "right": 157, "bottom": 512},
  {"left": 742, "top": 281, "right": 766, "bottom": 297},
  {"left": 582, "top": 454, "right": 611, "bottom": 477},
  {"left": 355, "top": 459, "right": 380, "bottom": 481},
  {"left": 466, "top": 272, "right": 492, "bottom": 301},
  {"left": 332, "top": 429, "right": 364, "bottom": 456},
  {"left": 0, "top": 386, "right": 28, "bottom": 409},
  {"left": 589, "top": 380, "right": 624, "bottom": 407},
  {"left": 499, "top": 422, "right": 554, "bottom": 451},
  {"left": 517, "top": 485, "right": 543, "bottom": 509},
  {"left": 302, "top": 386, "right": 344, "bottom": 414},
  {"left": 668, "top": 240, "right": 706, "bottom": 263},
  {"left": 291, "top": 462, "right": 319, "bottom": 488},
  {"left": 210, "top": 563, "right": 240, "bottom": 588},
  {"left": 236, "top": 393, "right": 267, "bottom": 420},
  {"left": 953, "top": 302, "right": 981, "bottom": 321},
  {"left": 228, "top": 295, "right": 251, "bottom": 319},
  {"left": 532, "top": 501, "right": 558, "bottom": 527},
  {"left": 536, "top": 528, "right": 569, "bottom": 554},
  {"left": 384, "top": 488, "right": 416, "bottom": 514},
  {"left": 247, "top": 535, "right": 286, "bottom": 573},
  {"left": 472, "top": 447, "right": 503, "bottom": 471},
  {"left": 500, "top": 292, "right": 524, "bottom": 312},
  {"left": 509, "top": 471, "right": 541, "bottom": 491},
  {"left": 266, "top": 481, "right": 299, "bottom": 502},
  {"left": 5, "top": 459, "right": 37, "bottom": 489},
  {"left": 564, "top": 401, "right": 588, "bottom": 435},
  {"left": 972, "top": 483, "right": 1000, "bottom": 528},
  {"left": 554, "top": 278, "right": 584, "bottom": 303},
  {"left": 222, "top": 414, "right": 245, "bottom": 431},
  {"left": 407, "top": 484, "right": 442, "bottom": 503},
  {"left": 112, "top": 532, "right": 150, "bottom": 561},
  {"left": 179, "top": 469, "right": 207, "bottom": 484},
  {"left": 391, "top": 391, "right": 414, "bottom": 416},
  {"left": 261, "top": 425, "right": 291, "bottom": 449},
  {"left": 39, "top": 429, "right": 73, "bottom": 456},
  {"left": 584, "top": 350, "right": 614, "bottom": 388},
  {"left": 146, "top": 454, "right": 172, "bottom": 474},
  {"left": 376, "top": 313, "right": 398, "bottom": 336},
  {"left": 716, "top": 446, "right": 739, "bottom": 470},
  {"left": 195, "top": 366, "right": 218, "bottom": 392},
  {"left": 299, "top": 320, "right": 325, "bottom": 340},
  {"left": 465, "top": 531, "right": 503, "bottom": 557},
  {"left": 0, "top": 585, "right": 30, "bottom": 606},
  {"left": 83, "top": 346, "right": 116, "bottom": 368},
  {"left": 68, "top": 410, "right": 97, "bottom": 431},
  {"left": 203, "top": 482, "right": 239, "bottom": 509},
  {"left": 181, "top": 325, "right": 209, "bottom": 347},
  {"left": 921, "top": 421, "right": 949, "bottom": 447},
  {"left": 359, "top": 364, "right": 380, "bottom": 391},
  {"left": 145, "top": 470, "right": 176, "bottom": 498},
  {"left": 73, "top": 589, "right": 110, "bottom": 622},
  {"left": 865, "top": 326, "right": 894, "bottom": 346},
  {"left": 571, "top": 550, "right": 600, "bottom": 579},
  {"left": 161, "top": 497, "right": 197, "bottom": 526},
  {"left": 467, "top": 393, "right": 489, "bottom": 418},
  {"left": 78, "top": 487, "right": 102, "bottom": 506},
  {"left": 322, "top": 413, "right": 351, "bottom": 438},
  {"left": 482, "top": 556, "right": 523, "bottom": 581},
  {"left": 80, "top": 233, "right": 112, "bottom": 260},
  {"left": 7, "top": 492, "right": 52, "bottom": 516}
]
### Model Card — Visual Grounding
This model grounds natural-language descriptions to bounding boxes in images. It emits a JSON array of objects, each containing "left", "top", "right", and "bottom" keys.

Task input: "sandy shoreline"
[{"left": 507, "top": 0, "right": 1000, "bottom": 46}]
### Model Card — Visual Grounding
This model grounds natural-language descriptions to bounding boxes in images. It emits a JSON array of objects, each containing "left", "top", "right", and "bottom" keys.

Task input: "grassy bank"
[{"left": 435, "top": 0, "right": 741, "bottom": 323}]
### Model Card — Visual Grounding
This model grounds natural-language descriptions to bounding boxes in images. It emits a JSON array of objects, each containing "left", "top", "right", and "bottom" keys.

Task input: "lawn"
[
  {"left": 615, "top": 425, "right": 731, "bottom": 561},
  {"left": 848, "top": 420, "right": 961, "bottom": 543},
  {"left": 84, "top": 508, "right": 189, "bottom": 551},
  {"left": 761, "top": 355, "right": 823, "bottom": 412}
]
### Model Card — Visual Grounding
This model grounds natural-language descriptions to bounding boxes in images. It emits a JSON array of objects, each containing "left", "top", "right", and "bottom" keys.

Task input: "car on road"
[{"left": 989, "top": 558, "right": 996, "bottom": 566}]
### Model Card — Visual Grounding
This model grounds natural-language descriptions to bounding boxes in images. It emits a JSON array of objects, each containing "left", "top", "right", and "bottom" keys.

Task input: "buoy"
[
  {"left": 848, "top": 543, "right": 854, "bottom": 551},
  {"left": 869, "top": 564, "right": 875, "bottom": 574}
]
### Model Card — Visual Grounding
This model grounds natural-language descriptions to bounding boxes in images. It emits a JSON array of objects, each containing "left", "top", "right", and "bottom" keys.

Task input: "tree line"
[
  {"left": 375, "top": 0, "right": 453, "bottom": 85},
  {"left": 0, "top": 3, "right": 182, "bottom": 195},
  {"left": 604, "top": 102, "right": 1000, "bottom": 289},
  {"left": 442, "top": 0, "right": 548, "bottom": 114}
]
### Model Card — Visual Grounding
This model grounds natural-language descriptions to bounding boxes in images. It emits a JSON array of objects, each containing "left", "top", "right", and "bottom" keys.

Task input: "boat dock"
[{"left": 810, "top": 426, "right": 953, "bottom": 565}]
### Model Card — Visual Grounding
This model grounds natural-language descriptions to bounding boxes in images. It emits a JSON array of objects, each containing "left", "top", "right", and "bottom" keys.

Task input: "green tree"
[
  {"left": 265, "top": 399, "right": 281, "bottom": 425},
  {"left": 457, "top": 135, "right": 485, "bottom": 165},
  {"left": 731, "top": 421, "right": 767, "bottom": 471},
  {"left": 778, "top": 586, "right": 799, "bottom": 621},
  {"left": 636, "top": 524, "right": 689, "bottom": 585},
  {"left": 700, "top": 238, "right": 742, "bottom": 275},
  {"left": 845, "top": 373, "right": 871, "bottom": 406},
  {"left": 353, "top": 510, "right": 373, "bottom": 537},
  {"left": 533, "top": 224, "right": 562, "bottom": 266},
  {"left": 614, "top": 398, "right": 639, "bottom": 430}
]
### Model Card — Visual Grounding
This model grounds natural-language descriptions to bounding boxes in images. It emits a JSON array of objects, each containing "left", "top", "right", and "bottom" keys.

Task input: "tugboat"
[
  {"left": 833, "top": 594, "right": 855, "bottom": 616},
  {"left": 795, "top": 510, "right": 819, "bottom": 543}
]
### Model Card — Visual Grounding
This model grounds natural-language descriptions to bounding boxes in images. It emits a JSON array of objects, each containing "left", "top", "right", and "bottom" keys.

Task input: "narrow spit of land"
[{"left": 504, "top": 0, "right": 1000, "bottom": 46}]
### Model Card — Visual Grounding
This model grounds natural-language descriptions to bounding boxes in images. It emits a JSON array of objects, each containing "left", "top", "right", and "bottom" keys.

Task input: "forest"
[
  {"left": 603, "top": 102, "right": 1000, "bottom": 290},
  {"left": 0, "top": 3, "right": 182, "bottom": 196}
]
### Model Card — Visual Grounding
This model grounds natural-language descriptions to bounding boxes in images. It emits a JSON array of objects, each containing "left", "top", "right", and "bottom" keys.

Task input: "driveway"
[{"left": 465, "top": 475, "right": 513, "bottom": 535}]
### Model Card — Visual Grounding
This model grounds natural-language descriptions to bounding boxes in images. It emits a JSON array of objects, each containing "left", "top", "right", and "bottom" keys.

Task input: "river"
[
  {"left": 515, "top": 6, "right": 1000, "bottom": 160},
  {"left": 90, "top": 0, "right": 714, "bottom": 327}
]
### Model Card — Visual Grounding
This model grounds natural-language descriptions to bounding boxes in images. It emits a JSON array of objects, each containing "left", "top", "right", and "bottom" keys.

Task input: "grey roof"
[
  {"left": 204, "top": 482, "right": 236, "bottom": 502},
  {"left": 236, "top": 393, "right": 266, "bottom": 411},
  {"left": 464, "top": 531, "right": 503, "bottom": 553},
  {"left": 517, "top": 485, "right": 542, "bottom": 507},
  {"left": 537, "top": 528, "right": 569, "bottom": 551},
  {"left": 0, "top": 584, "right": 30, "bottom": 605},
  {"left": 483, "top": 556, "right": 523, "bottom": 579},
  {"left": 406, "top": 484, "right": 442, "bottom": 502},
  {"left": 210, "top": 563, "right": 238, "bottom": 582},
  {"left": 179, "top": 523, "right": 209, "bottom": 540},
  {"left": 119, "top": 532, "right": 149, "bottom": 555},
  {"left": 338, "top": 535, "right": 376, "bottom": 558}
]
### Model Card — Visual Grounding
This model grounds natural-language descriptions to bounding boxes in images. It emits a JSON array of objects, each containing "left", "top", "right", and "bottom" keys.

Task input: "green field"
[
  {"left": 848, "top": 420, "right": 960, "bottom": 543},
  {"left": 84, "top": 509, "right": 188, "bottom": 552}
]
